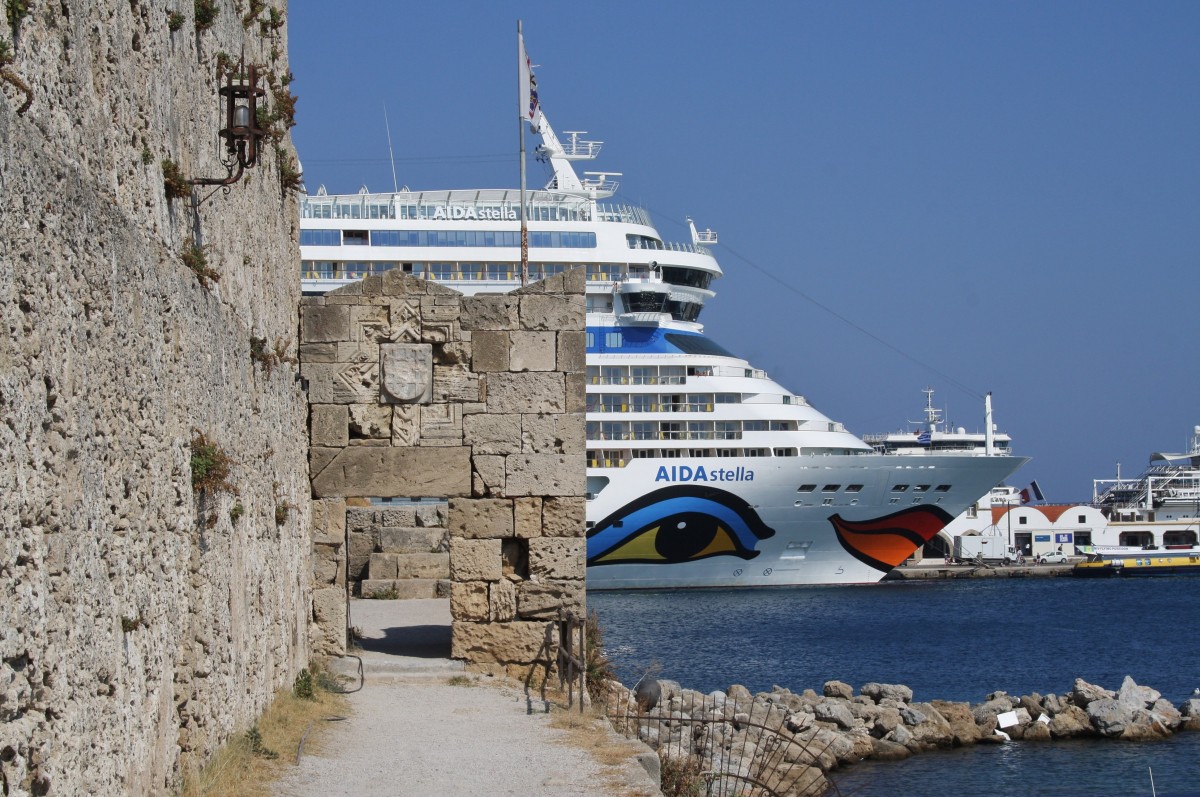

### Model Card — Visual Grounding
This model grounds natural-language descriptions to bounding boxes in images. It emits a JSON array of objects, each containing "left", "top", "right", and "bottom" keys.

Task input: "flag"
[
  {"left": 1020, "top": 481, "right": 1044, "bottom": 504},
  {"left": 916, "top": 431, "right": 932, "bottom": 446},
  {"left": 518, "top": 31, "right": 541, "bottom": 132}
]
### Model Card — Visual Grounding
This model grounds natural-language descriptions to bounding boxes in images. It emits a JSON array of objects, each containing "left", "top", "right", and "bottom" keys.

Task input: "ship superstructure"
[{"left": 299, "top": 62, "right": 1026, "bottom": 588}]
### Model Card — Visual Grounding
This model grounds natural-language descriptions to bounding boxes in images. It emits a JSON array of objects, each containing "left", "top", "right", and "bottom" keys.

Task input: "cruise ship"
[
  {"left": 863, "top": 388, "right": 1013, "bottom": 458},
  {"left": 299, "top": 56, "right": 1026, "bottom": 588}
]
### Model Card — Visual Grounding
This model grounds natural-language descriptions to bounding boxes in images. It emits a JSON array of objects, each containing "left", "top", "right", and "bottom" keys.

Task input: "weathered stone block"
[
  {"left": 301, "top": 305, "right": 350, "bottom": 343},
  {"left": 310, "top": 447, "right": 340, "bottom": 480},
  {"left": 369, "top": 552, "right": 399, "bottom": 579},
  {"left": 434, "top": 366, "right": 482, "bottom": 402},
  {"left": 380, "top": 526, "right": 444, "bottom": 553},
  {"left": 451, "top": 620, "right": 548, "bottom": 664},
  {"left": 542, "top": 496, "right": 586, "bottom": 537},
  {"left": 461, "top": 295, "right": 519, "bottom": 330},
  {"left": 490, "top": 578, "right": 518, "bottom": 622},
  {"left": 472, "top": 455, "right": 506, "bottom": 497},
  {"left": 505, "top": 454, "right": 587, "bottom": 497},
  {"left": 521, "top": 413, "right": 584, "bottom": 454},
  {"left": 451, "top": 581, "right": 490, "bottom": 622},
  {"left": 300, "top": 342, "right": 338, "bottom": 362},
  {"left": 379, "top": 343, "right": 433, "bottom": 404},
  {"left": 563, "top": 267, "right": 586, "bottom": 294},
  {"left": 310, "top": 405, "right": 349, "bottom": 448},
  {"left": 556, "top": 330, "right": 587, "bottom": 373},
  {"left": 565, "top": 372, "right": 587, "bottom": 413},
  {"left": 348, "top": 404, "right": 391, "bottom": 439},
  {"left": 448, "top": 498, "right": 514, "bottom": 539},
  {"left": 519, "top": 294, "right": 585, "bottom": 331},
  {"left": 472, "top": 330, "right": 510, "bottom": 372},
  {"left": 509, "top": 331, "right": 556, "bottom": 372},
  {"left": 434, "top": 341, "right": 471, "bottom": 366},
  {"left": 485, "top": 372, "right": 565, "bottom": 414},
  {"left": 513, "top": 497, "right": 542, "bottom": 539},
  {"left": 391, "top": 404, "right": 421, "bottom": 446},
  {"left": 528, "top": 537, "right": 587, "bottom": 580},
  {"left": 463, "top": 413, "right": 522, "bottom": 455},
  {"left": 312, "top": 588, "right": 348, "bottom": 656},
  {"left": 302, "top": 361, "right": 380, "bottom": 404},
  {"left": 396, "top": 553, "right": 450, "bottom": 579},
  {"left": 419, "top": 402, "right": 463, "bottom": 443},
  {"left": 311, "top": 497, "right": 347, "bottom": 546},
  {"left": 312, "top": 447, "right": 472, "bottom": 498},
  {"left": 350, "top": 305, "right": 390, "bottom": 340},
  {"left": 517, "top": 580, "right": 585, "bottom": 620},
  {"left": 450, "top": 538, "right": 503, "bottom": 581},
  {"left": 313, "top": 542, "right": 345, "bottom": 585}
]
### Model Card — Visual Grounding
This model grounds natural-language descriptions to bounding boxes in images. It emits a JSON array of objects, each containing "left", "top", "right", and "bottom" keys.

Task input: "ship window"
[
  {"left": 660, "top": 266, "right": 712, "bottom": 290},
  {"left": 745, "top": 448, "right": 769, "bottom": 457},
  {"left": 717, "top": 449, "right": 737, "bottom": 457},
  {"left": 663, "top": 333, "right": 736, "bottom": 358},
  {"left": 774, "top": 448, "right": 797, "bottom": 457},
  {"left": 716, "top": 393, "right": 739, "bottom": 404},
  {"left": 659, "top": 366, "right": 685, "bottom": 384},
  {"left": 300, "top": 229, "right": 341, "bottom": 246},
  {"left": 343, "top": 230, "right": 369, "bottom": 246},
  {"left": 889, "top": 498, "right": 900, "bottom": 504},
  {"left": 585, "top": 332, "right": 595, "bottom": 349},
  {"left": 715, "top": 422, "right": 740, "bottom": 439},
  {"left": 782, "top": 395, "right": 792, "bottom": 405},
  {"left": 633, "top": 448, "right": 654, "bottom": 458},
  {"left": 822, "top": 498, "right": 834, "bottom": 506},
  {"left": 690, "top": 449, "right": 713, "bottom": 458},
  {"left": 631, "top": 422, "right": 656, "bottom": 440},
  {"left": 604, "top": 331, "right": 623, "bottom": 348},
  {"left": 914, "top": 485, "right": 930, "bottom": 493},
  {"left": 630, "top": 395, "right": 656, "bottom": 413},
  {"left": 892, "top": 485, "right": 909, "bottom": 492},
  {"left": 822, "top": 484, "right": 841, "bottom": 492},
  {"left": 631, "top": 366, "right": 657, "bottom": 385},
  {"left": 663, "top": 448, "right": 681, "bottom": 458},
  {"left": 797, "top": 484, "right": 817, "bottom": 493},
  {"left": 769, "top": 421, "right": 794, "bottom": 431},
  {"left": 846, "top": 484, "right": 863, "bottom": 493},
  {"left": 743, "top": 420, "right": 767, "bottom": 432}
]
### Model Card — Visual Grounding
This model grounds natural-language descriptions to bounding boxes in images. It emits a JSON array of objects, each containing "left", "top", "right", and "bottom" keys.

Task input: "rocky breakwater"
[{"left": 602, "top": 676, "right": 1200, "bottom": 795}]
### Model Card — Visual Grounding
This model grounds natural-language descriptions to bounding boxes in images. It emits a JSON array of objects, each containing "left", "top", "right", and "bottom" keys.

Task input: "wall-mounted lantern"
[{"left": 190, "top": 59, "right": 267, "bottom": 187}]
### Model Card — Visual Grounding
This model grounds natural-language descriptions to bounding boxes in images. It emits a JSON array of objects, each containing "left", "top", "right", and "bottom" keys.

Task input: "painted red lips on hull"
[{"left": 830, "top": 506, "right": 954, "bottom": 572}]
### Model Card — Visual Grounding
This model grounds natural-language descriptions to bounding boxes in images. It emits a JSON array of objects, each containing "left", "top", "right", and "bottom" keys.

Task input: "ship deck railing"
[{"left": 301, "top": 193, "right": 656, "bottom": 226}]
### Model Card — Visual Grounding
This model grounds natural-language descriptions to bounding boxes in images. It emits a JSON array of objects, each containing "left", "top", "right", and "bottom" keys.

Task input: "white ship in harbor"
[
  {"left": 298, "top": 46, "right": 1026, "bottom": 588},
  {"left": 863, "top": 388, "right": 1012, "bottom": 458}
]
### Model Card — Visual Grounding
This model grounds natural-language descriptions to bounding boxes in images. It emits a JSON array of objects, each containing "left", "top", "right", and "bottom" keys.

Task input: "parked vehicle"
[{"left": 1037, "top": 551, "right": 1069, "bottom": 564}]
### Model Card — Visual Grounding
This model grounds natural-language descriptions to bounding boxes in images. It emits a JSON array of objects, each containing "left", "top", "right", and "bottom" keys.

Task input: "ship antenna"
[{"left": 383, "top": 103, "right": 399, "bottom": 193}]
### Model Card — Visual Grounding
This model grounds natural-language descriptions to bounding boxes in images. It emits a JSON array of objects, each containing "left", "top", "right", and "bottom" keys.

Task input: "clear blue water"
[{"left": 589, "top": 576, "right": 1200, "bottom": 796}]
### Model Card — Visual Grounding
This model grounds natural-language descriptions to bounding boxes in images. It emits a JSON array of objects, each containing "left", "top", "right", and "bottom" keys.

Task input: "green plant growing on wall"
[
  {"left": 274, "top": 501, "right": 290, "bottom": 526},
  {"left": 180, "top": 242, "right": 220, "bottom": 287},
  {"left": 140, "top": 145, "right": 153, "bottom": 165},
  {"left": 194, "top": 0, "right": 218, "bottom": 31},
  {"left": 0, "top": 37, "right": 33, "bottom": 115},
  {"left": 5, "top": 0, "right": 29, "bottom": 27},
  {"left": 120, "top": 616, "right": 141, "bottom": 633},
  {"left": 161, "top": 159, "right": 190, "bottom": 199},
  {"left": 229, "top": 502, "right": 244, "bottom": 523},
  {"left": 167, "top": 10, "right": 185, "bottom": 32},
  {"left": 190, "top": 432, "right": 235, "bottom": 494},
  {"left": 241, "top": 0, "right": 265, "bottom": 28},
  {"left": 275, "top": 146, "right": 303, "bottom": 196}
]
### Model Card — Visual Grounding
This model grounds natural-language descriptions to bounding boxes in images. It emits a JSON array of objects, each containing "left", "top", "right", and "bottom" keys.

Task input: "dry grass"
[
  {"left": 546, "top": 699, "right": 660, "bottom": 797},
  {"left": 176, "top": 674, "right": 348, "bottom": 797}
]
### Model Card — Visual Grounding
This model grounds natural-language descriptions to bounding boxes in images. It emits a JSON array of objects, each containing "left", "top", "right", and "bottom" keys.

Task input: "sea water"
[{"left": 589, "top": 576, "right": 1200, "bottom": 796}]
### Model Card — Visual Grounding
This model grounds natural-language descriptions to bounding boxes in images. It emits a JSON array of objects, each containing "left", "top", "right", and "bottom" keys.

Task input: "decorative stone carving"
[
  {"left": 391, "top": 405, "right": 421, "bottom": 446},
  {"left": 379, "top": 343, "right": 433, "bottom": 404}
]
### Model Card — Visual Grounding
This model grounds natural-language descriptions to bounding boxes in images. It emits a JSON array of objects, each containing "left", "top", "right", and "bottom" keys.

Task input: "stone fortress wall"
[
  {"left": 0, "top": 2, "right": 311, "bottom": 794},
  {"left": 301, "top": 268, "right": 588, "bottom": 673}
]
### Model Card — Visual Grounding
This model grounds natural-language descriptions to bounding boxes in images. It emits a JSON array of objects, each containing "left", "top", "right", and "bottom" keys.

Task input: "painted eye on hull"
[
  {"left": 587, "top": 486, "right": 775, "bottom": 566},
  {"left": 830, "top": 505, "right": 953, "bottom": 572}
]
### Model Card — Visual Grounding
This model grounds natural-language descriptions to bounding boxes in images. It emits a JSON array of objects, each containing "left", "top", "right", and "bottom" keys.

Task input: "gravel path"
[{"left": 270, "top": 599, "right": 659, "bottom": 797}]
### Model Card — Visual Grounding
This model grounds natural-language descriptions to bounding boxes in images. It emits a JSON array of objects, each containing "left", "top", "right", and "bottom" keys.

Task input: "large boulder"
[
  {"left": 1049, "top": 704, "right": 1095, "bottom": 738},
  {"left": 814, "top": 700, "right": 858, "bottom": 730},
  {"left": 1180, "top": 698, "right": 1200, "bottom": 731},
  {"left": 1086, "top": 697, "right": 1136, "bottom": 737},
  {"left": 823, "top": 680, "right": 854, "bottom": 700},
  {"left": 931, "top": 700, "right": 983, "bottom": 745},
  {"left": 860, "top": 682, "right": 914, "bottom": 704},
  {"left": 870, "top": 737, "right": 912, "bottom": 761},
  {"left": 1117, "top": 676, "right": 1161, "bottom": 710},
  {"left": 1072, "top": 677, "right": 1116, "bottom": 708},
  {"left": 971, "top": 693, "right": 1015, "bottom": 725},
  {"left": 906, "top": 702, "right": 955, "bottom": 748}
]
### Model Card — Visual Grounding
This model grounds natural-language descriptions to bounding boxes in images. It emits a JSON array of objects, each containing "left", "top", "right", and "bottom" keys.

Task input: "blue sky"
[{"left": 288, "top": 1, "right": 1200, "bottom": 501}]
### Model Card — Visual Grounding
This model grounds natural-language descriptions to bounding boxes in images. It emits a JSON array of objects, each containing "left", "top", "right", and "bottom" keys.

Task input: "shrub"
[
  {"left": 229, "top": 502, "right": 244, "bottom": 523},
  {"left": 194, "top": 0, "right": 218, "bottom": 31},
  {"left": 167, "top": 10, "right": 185, "bottom": 31},
  {"left": 189, "top": 432, "right": 234, "bottom": 493},
  {"left": 245, "top": 725, "right": 277, "bottom": 759},
  {"left": 180, "top": 243, "right": 220, "bottom": 287},
  {"left": 293, "top": 668, "right": 315, "bottom": 700},
  {"left": 5, "top": 0, "right": 29, "bottom": 27},
  {"left": 162, "top": 159, "right": 190, "bottom": 199}
]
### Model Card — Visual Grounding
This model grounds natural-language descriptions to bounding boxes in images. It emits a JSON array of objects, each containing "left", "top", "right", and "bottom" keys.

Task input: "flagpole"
[{"left": 518, "top": 20, "right": 529, "bottom": 286}]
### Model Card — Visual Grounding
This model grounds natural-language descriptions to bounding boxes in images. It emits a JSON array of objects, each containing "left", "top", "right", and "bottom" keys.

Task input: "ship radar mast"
[{"left": 535, "top": 114, "right": 618, "bottom": 199}]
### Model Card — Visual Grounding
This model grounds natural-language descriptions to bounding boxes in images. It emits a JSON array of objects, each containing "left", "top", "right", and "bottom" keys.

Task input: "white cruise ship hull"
[{"left": 585, "top": 453, "right": 1025, "bottom": 589}]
